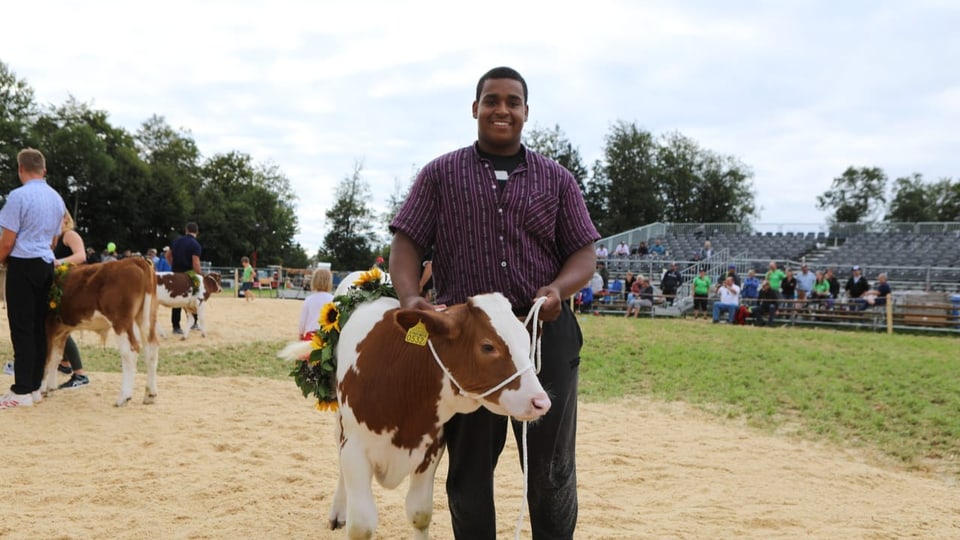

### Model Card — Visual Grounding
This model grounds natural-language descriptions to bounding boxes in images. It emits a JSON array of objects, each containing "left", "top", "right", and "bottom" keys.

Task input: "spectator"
[
  {"left": 597, "top": 261, "right": 609, "bottom": 292},
  {"left": 625, "top": 276, "right": 653, "bottom": 318},
  {"left": 590, "top": 267, "right": 604, "bottom": 295},
  {"left": 595, "top": 244, "right": 608, "bottom": 259},
  {"left": 102, "top": 242, "right": 118, "bottom": 262},
  {"left": 85, "top": 246, "right": 101, "bottom": 264},
  {"left": 765, "top": 261, "right": 786, "bottom": 297},
  {"left": 781, "top": 269, "right": 798, "bottom": 306},
  {"left": 844, "top": 265, "right": 871, "bottom": 308},
  {"left": 615, "top": 241, "right": 629, "bottom": 257},
  {"left": 239, "top": 256, "right": 256, "bottom": 302},
  {"left": 145, "top": 247, "right": 160, "bottom": 266},
  {"left": 811, "top": 270, "right": 832, "bottom": 307},
  {"left": 660, "top": 262, "right": 683, "bottom": 306},
  {"left": 155, "top": 246, "right": 172, "bottom": 272},
  {"left": 741, "top": 269, "right": 761, "bottom": 303},
  {"left": 167, "top": 222, "right": 202, "bottom": 335},
  {"left": 636, "top": 241, "right": 649, "bottom": 257},
  {"left": 298, "top": 268, "right": 334, "bottom": 338},
  {"left": 795, "top": 263, "right": 815, "bottom": 302},
  {"left": 698, "top": 240, "right": 714, "bottom": 260},
  {"left": 754, "top": 280, "right": 779, "bottom": 326},
  {"left": 691, "top": 268, "right": 712, "bottom": 319},
  {"left": 723, "top": 264, "right": 741, "bottom": 287},
  {"left": 579, "top": 281, "right": 595, "bottom": 314},
  {"left": 623, "top": 271, "right": 636, "bottom": 302},
  {"left": 649, "top": 238, "right": 666, "bottom": 256},
  {"left": 712, "top": 276, "right": 741, "bottom": 323},
  {"left": 825, "top": 267, "right": 841, "bottom": 300},
  {"left": 860, "top": 272, "right": 891, "bottom": 310}
]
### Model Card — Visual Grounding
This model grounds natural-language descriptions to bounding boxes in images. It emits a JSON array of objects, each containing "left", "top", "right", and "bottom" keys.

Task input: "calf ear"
[{"left": 395, "top": 309, "right": 459, "bottom": 340}]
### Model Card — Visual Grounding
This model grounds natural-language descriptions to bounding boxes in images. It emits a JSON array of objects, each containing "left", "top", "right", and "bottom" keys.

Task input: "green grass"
[{"left": 9, "top": 316, "right": 959, "bottom": 476}]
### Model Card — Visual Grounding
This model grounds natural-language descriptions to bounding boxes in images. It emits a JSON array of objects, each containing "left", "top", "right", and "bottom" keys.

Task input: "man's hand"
[
  {"left": 532, "top": 286, "right": 563, "bottom": 321},
  {"left": 399, "top": 294, "right": 446, "bottom": 312}
]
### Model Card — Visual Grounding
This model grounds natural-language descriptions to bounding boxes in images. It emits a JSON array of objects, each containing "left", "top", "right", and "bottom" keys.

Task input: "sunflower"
[
  {"left": 310, "top": 331, "right": 326, "bottom": 351},
  {"left": 353, "top": 266, "right": 383, "bottom": 288},
  {"left": 319, "top": 302, "right": 340, "bottom": 333},
  {"left": 315, "top": 399, "right": 339, "bottom": 412}
]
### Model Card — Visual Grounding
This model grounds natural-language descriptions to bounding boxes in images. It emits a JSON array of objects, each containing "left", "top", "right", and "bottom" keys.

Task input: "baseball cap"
[
  {"left": 728, "top": 264, "right": 736, "bottom": 269},
  {"left": 852, "top": 265, "right": 861, "bottom": 271}
]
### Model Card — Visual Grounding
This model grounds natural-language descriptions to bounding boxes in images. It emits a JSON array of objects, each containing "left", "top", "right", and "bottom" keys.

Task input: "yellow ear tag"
[{"left": 405, "top": 320, "right": 429, "bottom": 346}]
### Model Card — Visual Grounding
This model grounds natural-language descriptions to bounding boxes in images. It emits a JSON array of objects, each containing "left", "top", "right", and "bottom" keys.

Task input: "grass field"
[{"left": 31, "top": 315, "right": 960, "bottom": 478}]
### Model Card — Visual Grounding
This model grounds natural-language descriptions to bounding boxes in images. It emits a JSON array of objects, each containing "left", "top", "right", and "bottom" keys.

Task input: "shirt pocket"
[{"left": 522, "top": 192, "right": 559, "bottom": 240}]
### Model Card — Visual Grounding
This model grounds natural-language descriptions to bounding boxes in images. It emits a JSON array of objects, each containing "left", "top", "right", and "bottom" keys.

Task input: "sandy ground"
[{"left": 2, "top": 295, "right": 959, "bottom": 539}]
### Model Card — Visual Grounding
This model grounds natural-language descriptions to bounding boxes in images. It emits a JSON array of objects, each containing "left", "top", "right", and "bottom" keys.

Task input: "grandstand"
[{"left": 590, "top": 222, "right": 960, "bottom": 331}]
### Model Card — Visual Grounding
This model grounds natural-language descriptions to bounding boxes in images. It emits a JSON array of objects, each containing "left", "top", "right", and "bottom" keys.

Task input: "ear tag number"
[{"left": 405, "top": 320, "right": 429, "bottom": 346}]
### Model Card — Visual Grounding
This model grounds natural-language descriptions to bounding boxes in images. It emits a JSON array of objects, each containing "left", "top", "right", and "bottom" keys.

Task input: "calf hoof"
[
  {"left": 143, "top": 392, "right": 158, "bottom": 405},
  {"left": 329, "top": 517, "right": 345, "bottom": 530},
  {"left": 115, "top": 396, "right": 132, "bottom": 407}
]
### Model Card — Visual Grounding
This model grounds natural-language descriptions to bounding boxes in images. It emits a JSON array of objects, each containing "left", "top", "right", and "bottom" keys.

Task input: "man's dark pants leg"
[{"left": 6, "top": 257, "right": 53, "bottom": 394}]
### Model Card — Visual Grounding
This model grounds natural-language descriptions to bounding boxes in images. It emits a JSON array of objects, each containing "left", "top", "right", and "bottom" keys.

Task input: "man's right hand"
[{"left": 399, "top": 295, "right": 446, "bottom": 312}]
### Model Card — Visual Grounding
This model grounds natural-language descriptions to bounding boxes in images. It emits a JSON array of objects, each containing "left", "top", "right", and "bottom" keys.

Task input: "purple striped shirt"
[{"left": 391, "top": 143, "right": 599, "bottom": 309}]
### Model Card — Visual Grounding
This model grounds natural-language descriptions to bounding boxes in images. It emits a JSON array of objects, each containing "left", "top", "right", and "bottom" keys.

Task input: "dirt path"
[{"left": 2, "top": 296, "right": 958, "bottom": 539}]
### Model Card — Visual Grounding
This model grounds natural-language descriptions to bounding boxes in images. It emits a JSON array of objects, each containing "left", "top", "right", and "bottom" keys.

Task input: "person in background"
[
  {"left": 795, "top": 263, "right": 816, "bottom": 302},
  {"left": 418, "top": 249, "right": 434, "bottom": 300},
  {"left": 239, "top": 256, "right": 255, "bottom": 302},
  {"left": 155, "top": 246, "right": 171, "bottom": 271},
  {"left": 859, "top": 272, "right": 891, "bottom": 310},
  {"left": 0, "top": 148, "right": 66, "bottom": 410},
  {"left": 85, "top": 246, "right": 101, "bottom": 264},
  {"left": 623, "top": 271, "right": 636, "bottom": 302},
  {"left": 388, "top": 66, "right": 598, "bottom": 539},
  {"left": 825, "top": 267, "right": 841, "bottom": 301},
  {"left": 754, "top": 279, "right": 779, "bottom": 326},
  {"left": 780, "top": 268, "right": 798, "bottom": 311},
  {"left": 844, "top": 265, "right": 870, "bottom": 309},
  {"left": 101, "top": 242, "right": 118, "bottom": 262},
  {"left": 740, "top": 269, "right": 761, "bottom": 306},
  {"left": 297, "top": 268, "right": 334, "bottom": 339},
  {"left": 167, "top": 222, "right": 202, "bottom": 334},
  {"left": 625, "top": 276, "right": 653, "bottom": 318},
  {"left": 811, "top": 270, "right": 832, "bottom": 308},
  {"left": 660, "top": 262, "right": 683, "bottom": 306},
  {"left": 765, "top": 260, "right": 785, "bottom": 296},
  {"left": 723, "top": 264, "right": 741, "bottom": 287},
  {"left": 649, "top": 238, "right": 666, "bottom": 257},
  {"left": 691, "top": 267, "right": 712, "bottom": 319},
  {"left": 712, "top": 276, "right": 741, "bottom": 323},
  {"left": 52, "top": 211, "right": 90, "bottom": 389},
  {"left": 145, "top": 247, "right": 160, "bottom": 266}
]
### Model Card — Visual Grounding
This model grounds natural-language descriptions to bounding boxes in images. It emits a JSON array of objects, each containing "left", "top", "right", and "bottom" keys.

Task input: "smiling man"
[{"left": 389, "top": 66, "right": 599, "bottom": 539}]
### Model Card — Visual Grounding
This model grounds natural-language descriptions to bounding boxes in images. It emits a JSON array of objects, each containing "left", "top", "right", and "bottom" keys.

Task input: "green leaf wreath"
[
  {"left": 49, "top": 262, "right": 72, "bottom": 320},
  {"left": 290, "top": 267, "right": 396, "bottom": 411}
]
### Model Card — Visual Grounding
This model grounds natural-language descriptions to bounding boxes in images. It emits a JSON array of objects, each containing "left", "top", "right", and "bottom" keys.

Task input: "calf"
[
  {"left": 42, "top": 258, "right": 161, "bottom": 406},
  {"left": 280, "top": 292, "right": 550, "bottom": 539},
  {"left": 155, "top": 272, "right": 221, "bottom": 339}
]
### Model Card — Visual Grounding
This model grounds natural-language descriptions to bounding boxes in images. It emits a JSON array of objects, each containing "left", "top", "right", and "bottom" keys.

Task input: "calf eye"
[{"left": 481, "top": 343, "right": 496, "bottom": 353}]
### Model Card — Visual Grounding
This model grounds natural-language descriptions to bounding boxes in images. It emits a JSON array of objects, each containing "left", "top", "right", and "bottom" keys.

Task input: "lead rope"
[{"left": 515, "top": 296, "right": 547, "bottom": 539}]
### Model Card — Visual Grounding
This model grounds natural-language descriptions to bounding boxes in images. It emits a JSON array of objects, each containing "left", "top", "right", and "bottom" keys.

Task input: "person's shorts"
[
  {"left": 240, "top": 282, "right": 254, "bottom": 292},
  {"left": 693, "top": 294, "right": 709, "bottom": 310}
]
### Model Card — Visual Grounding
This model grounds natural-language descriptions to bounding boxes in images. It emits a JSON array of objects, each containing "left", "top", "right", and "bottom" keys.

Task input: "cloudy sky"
[{"left": 3, "top": 0, "right": 957, "bottom": 251}]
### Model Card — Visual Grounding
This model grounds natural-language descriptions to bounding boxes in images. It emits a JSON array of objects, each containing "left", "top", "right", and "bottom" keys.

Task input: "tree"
[
  {"left": 319, "top": 162, "right": 377, "bottom": 271},
  {"left": 816, "top": 166, "right": 887, "bottom": 224},
  {"left": 524, "top": 124, "right": 589, "bottom": 191},
  {"left": 597, "top": 121, "right": 659, "bottom": 235},
  {"left": 886, "top": 173, "right": 936, "bottom": 222},
  {"left": 0, "top": 61, "right": 38, "bottom": 189}
]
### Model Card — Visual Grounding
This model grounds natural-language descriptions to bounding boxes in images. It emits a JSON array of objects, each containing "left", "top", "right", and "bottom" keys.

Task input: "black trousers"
[
  {"left": 6, "top": 257, "right": 54, "bottom": 394},
  {"left": 445, "top": 301, "right": 580, "bottom": 540}
]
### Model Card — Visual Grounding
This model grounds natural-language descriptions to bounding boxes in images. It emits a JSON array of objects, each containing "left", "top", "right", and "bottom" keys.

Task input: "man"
[
  {"left": 765, "top": 260, "right": 786, "bottom": 297},
  {"left": 724, "top": 264, "right": 741, "bottom": 287},
  {"left": 389, "top": 66, "right": 598, "bottom": 539},
  {"left": 649, "top": 238, "right": 666, "bottom": 256},
  {"left": 740, "top": 269, "right": 761, "bottom": 304},
  {"left": 795, "top": 263, "right": 815, "bottom": 302},
  {"left": 660, "top": 262, "right": 683, "bottom": 306},
  {"left": 712, "top": 276, "right": 741, "bottom": 323},
  {"left": 166, "top": 222, "right": 202, "bottom": 334},
  {"left": 844, "top": 265, "right": 870, "bottom": 309},
  {"left": 754, "top": 279, "right": 779, "bottom": 326},
  {"left": 0, "top": 148, "right": 66, "bottom": 409}
]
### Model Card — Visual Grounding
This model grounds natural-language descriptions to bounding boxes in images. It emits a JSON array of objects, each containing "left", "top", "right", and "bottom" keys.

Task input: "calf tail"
[{"left": 277, "top": 341, "right": 313, "bottom": 362}]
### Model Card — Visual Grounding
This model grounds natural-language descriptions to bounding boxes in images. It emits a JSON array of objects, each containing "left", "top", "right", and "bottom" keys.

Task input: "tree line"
[{"left": 1, "top": 61, "right": 307, "bottom": 268}]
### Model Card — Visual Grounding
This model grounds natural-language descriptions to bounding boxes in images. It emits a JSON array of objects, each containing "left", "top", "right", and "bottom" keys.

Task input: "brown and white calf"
[
  {"left": 280, "top": 292, "right": 550, "bottom": 539},
  {"left": 42, "top": 258, "right": 161, "bottom": 406},
  {"left": 155, "top": 272, "right": 221, "bottom": 339}
]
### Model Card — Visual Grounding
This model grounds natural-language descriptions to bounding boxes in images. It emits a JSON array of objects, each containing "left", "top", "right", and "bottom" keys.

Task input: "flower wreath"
[
  {"left": 185, "top": 269, "right": 201, "bottom": 295},
  {"left": 49, "top": 261, "right": 72, "bottom": 320},
  {"left": 290, "top": 267, "right": 396, "bottom": 411}
]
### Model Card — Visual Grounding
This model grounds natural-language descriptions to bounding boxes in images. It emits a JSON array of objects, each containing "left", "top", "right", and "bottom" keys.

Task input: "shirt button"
[{"left": 500, "top": 261, "right": 507, "bottom": 268}]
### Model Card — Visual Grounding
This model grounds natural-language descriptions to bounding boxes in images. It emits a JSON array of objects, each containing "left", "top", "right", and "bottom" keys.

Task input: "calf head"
[{"left": 393, "top": 292, "right": 551, "bottom": 421}]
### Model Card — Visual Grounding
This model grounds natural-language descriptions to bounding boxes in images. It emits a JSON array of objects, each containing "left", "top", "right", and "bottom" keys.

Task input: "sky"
[{"left": 3, "top": 0, "right": 958, "bottom": 251}]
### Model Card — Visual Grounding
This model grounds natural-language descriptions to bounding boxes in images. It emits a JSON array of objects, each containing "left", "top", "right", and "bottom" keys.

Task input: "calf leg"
[
  {"left": 329, "top": 417, "right": 347, "bottom": 529},
  {"left": 197, "top": 304, "right": 207, "bottom": 337},
  {"left": 339, "top": 437, "right": 377, "bottom": 540},
  {"left": 142, "top": 340, "right": 159, "bottom": 404},
  {"left": 406, "top": 450, "right": 443, "bottom": 540},
  {"left": 41, "top": 334, "right": 68, "bottom": 395},
  {"left": 115, "top": 336, "right": 138, "bottom": 407}
]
